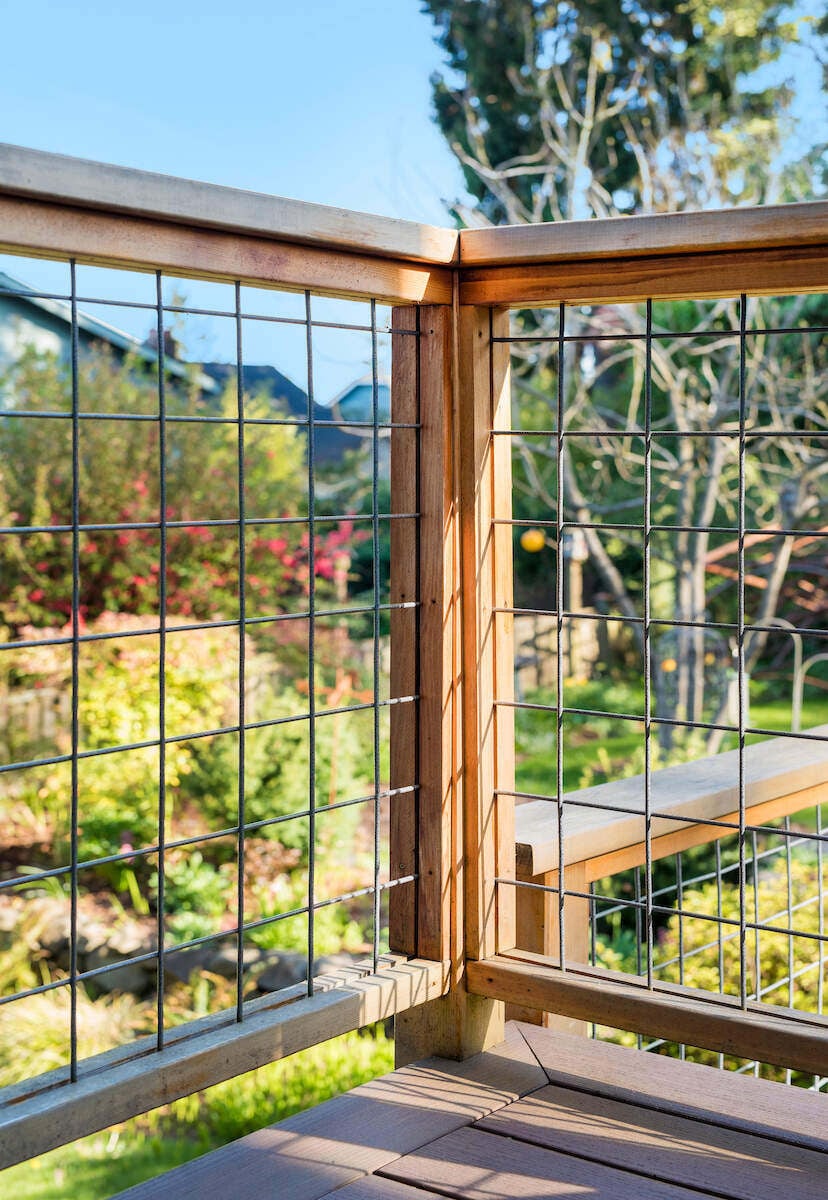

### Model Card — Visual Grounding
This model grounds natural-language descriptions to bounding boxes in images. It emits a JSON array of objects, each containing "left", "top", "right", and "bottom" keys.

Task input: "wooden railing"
[
  {"left": 0, "top": 142, "right": 827, "bottom": 1164},
  {"left": 506, "top": 731, "right": 828, "bottom": 1037}
]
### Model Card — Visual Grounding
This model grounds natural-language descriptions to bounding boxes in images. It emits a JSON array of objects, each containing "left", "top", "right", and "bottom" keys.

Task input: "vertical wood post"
[
  {"left": 390, "top": 302, "right": 518, "bottom": 1065},
  {"left": 458, "top": 306, "right": 516, "bottom": 970},
  {"left": 391, "top": 305, "right": 466, "bottom": 1066},
  {"left": 389, "top": 306, "right": 420, "bottom": 957},
  {"left": 509, "top": 862, "right": 590, "bottom": 1033}
]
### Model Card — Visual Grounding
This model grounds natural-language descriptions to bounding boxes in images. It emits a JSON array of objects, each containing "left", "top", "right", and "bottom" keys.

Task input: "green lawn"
[
  {"left": 515, "top": 679, "right": 828, "bottom": 797},
  {"left": 0, "top": 1028, "right": 393, "bottom": 1200}
]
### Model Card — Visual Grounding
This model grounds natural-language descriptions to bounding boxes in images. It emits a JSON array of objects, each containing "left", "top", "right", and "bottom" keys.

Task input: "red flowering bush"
[{"left": 0, "top": 345, "right": 364, "bottom": 632}]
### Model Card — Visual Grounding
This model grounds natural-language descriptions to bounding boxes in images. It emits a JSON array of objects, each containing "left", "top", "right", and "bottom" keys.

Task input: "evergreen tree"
[{"left": 423, "top": 0, "right": 828, "bottom": 748}]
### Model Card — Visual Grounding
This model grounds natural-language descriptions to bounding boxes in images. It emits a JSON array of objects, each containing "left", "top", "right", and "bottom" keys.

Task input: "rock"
[
  {"left": 205, "top": 943, "right": 263, "bottom": 979},
  {"left": 255, "top": 951, "right": 309, "bottom": 992},
  {"left": 313, "top": 953, "right": 360, "bottom": 977},
  {"left": 82, "top": 920, "right": 157, "bottom": 994},
  {"left": 84, "top": 945, "right": 154, "bottom": 996},
  {"left": 26, "top": 898, "right": 70, "bottom": 955},
  {"left": 255, "top": 951, "right": 362, "bottom": 993},
  {"left": 107, "top": 919, "right": 156, "bottom": 959},
  {"left": 0, "top": 898, "right": 22, "bottom": 934},
  {"left": 163, "top": 946, "right": 215, "bottom": 983}
]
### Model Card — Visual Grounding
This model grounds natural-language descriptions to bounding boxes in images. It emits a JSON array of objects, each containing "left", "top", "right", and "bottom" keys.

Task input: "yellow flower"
[
  {"left": 661, "top": 657, "right": 678, "bottom": 672},
  {"left": 704, "top": 652, "right": 716, "bottom": 666},
  {"left": 520, "top": 528, "right": 546, "bottom": 553}
]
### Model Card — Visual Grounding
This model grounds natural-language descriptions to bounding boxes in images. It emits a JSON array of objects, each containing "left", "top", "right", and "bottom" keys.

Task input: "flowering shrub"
[
  {"left": 2, "top": 614, "right": 372, "bottom": 905},
  {"left": 0, "top": 345, "right": 363, "bottom": 631}
]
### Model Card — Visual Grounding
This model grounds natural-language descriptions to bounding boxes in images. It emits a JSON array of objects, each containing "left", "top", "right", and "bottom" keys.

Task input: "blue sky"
[
  {"left": 0, "top": 1, "right": 823, "bottom": 401},
  {"left": 0, "top": 2, "right": 470, "bottom": 399},
  {"left": 0, "top": 0, "right": 466, "bottom": 225}
]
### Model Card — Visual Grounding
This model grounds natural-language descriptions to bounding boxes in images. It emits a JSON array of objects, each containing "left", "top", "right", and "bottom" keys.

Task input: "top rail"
[
  {"left": 0, "top": 143, "right": 459, "bottom": 266},
  {"left": 1, "top": 144, "right": 826, "bottom": 308},
  {"left": 515, "top": 728, "right": 828, "bottom": 881},
  {"left": 459, "top": 202, "right": 828, "bottom": 267}
]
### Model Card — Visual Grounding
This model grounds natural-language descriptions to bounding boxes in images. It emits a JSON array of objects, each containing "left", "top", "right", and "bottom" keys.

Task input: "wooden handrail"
[
  {"left": 0, "top": 955, "right": 448, "bottom": 1170},
  {"left": 0, "top": 143, "right": 459, "bottom": 266},
  {"left": 515, "top": 726, "right": 828, "bottom": 881},
  {"left": 459, "top": 202, "right": 828, "bottom": 266},
  {"left": 509, "top": 731, "right": 828, "bottom": 1033}
]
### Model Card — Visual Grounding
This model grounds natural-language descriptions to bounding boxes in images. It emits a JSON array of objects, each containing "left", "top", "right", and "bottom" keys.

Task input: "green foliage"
[
  {"left": 0, "top": 985, "right": 149, "bottom": 1088},
  {"left": 0, "top": 1027, "right": 393, "bottom": 1200},
  {"left": 656, "top": 855, "right": 824, "bottom": 1008},
  {"left": 2, "top": 615, "right": 234, "bottom": 867},
  {"left": 423, "top": 0, "right": 815, "bottom": 221},
  {"left": 184, "top": 682, "right": 373, "bottom": 856},
  {"left": 151, "top": 851, "right": 234, "bottom": 943},
  {"left": 246, "top": 868, "right": 365, "bottom": 956},
  {"left": 0, "top": 344, "right": 362, "bottom": 632}
]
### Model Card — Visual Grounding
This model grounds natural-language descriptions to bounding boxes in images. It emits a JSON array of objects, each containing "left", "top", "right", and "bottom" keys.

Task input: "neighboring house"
[
  {"left": 0, "top": 271, "right": 367, "bottom": 466},
  {"left": 328, "top": 375, "right": 392, "bottom": 475},
  {"left": 0, "top": 270, "right": 218, "bottom": 394},
  {"left": 202, "top": 363, "right": 362, "bottom": 466}
]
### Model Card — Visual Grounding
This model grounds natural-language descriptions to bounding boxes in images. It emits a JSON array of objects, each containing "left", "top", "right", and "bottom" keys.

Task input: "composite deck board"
[
  {"left": 114, "top": 1023, "right": 827, "bottom": 1199},
  {"left": 114, "top": 1024, "right": 546, "bottom": 1200},
  {"left": 318, "top": 1178, "right": 449, "bottom": 1199},
  {"left": 478, "top": 1083, "right": 827, "bottom": 1200},
  {"left": 517, "top": 1024, "right": 828, "bottom": 1153},
  {"left": 379, "top": 1125, "right": 712, "bottom": 1199}
]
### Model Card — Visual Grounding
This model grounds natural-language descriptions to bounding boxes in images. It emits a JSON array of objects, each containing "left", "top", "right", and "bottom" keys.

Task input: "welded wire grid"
[
  {"left": 589, "top": 806, "right": 828, "bottom": 1089},
  {"left": 0, "top": 264, "right": 420, "bottom": 1085},
  {"left": 494, "top": 293, "right": 828, "bottom": 1087}
]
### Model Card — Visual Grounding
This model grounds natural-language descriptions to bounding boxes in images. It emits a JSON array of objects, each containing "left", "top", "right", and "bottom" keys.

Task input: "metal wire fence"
[
  {"left": 499, "top": 290, "right": 828, "bottom": 1081},
  {"left": 590, "top": 803, "right": 827, "bottom": 1090},
  {"left": 0, "top": 257, "right": 421, "bottom": 1087}
]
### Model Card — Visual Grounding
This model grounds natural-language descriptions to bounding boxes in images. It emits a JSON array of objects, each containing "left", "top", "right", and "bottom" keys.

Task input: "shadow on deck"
[{"left": 114, "top": 1022, "right": 828, "bottom": 1199}]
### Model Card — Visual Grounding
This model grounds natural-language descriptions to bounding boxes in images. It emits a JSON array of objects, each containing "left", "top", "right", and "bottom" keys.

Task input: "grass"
[
  {"left": 515, "top": 678, "right": 828, "bottom": 797},
  {"left": 0, "top": 1026, "right": 393, "bottom": 1200}
]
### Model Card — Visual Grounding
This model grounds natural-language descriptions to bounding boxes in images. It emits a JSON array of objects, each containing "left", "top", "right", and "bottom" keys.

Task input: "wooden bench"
[
  {"left": 512, "top": 728, "right": 828, "bottom": 1029},
  {"left": 114, "top": 1022, "right": 827, "bottom": 1199}
]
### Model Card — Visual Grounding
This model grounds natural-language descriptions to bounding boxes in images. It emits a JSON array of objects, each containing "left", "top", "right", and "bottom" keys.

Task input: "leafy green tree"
[
  {"left": 423, "top": 1, "right": 828, "bottom": 746},
  {"left": 0, "top": 345, "right": 355, "bottom": 633},
  {"left": 424, "top": 0, "right": 812, "bottom": 222}
]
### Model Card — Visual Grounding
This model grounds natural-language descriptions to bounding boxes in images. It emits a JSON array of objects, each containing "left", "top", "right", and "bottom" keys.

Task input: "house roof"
[
  {"left": 0, "top": 270, "right": 219, "bottom": 393},
  {"left": 200, "top": 363, "right": 363, "bottom": 466}
]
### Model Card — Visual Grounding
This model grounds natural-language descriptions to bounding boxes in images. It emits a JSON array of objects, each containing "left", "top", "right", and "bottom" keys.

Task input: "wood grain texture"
[
  {"left": 318, "top": 1179, "right": 448, "bottom": 1200},
  {"left": 380, "top": 1125, "right": 708, "bottom": 1199},
  {"left": 389, "top": 307, "right": 419, "bottom": 955},
  {"left": 460, "top": 201, "right": 828, "bottom": 266},
  {"left": 468, "top": 955, "right": 828, "bottom": 1077},
  {"left": 479, "top": 1083, "right": 828, "bottom": 1200},
  {"left": 517, "top": 1024, "right": 828, "bottom": 1154},
  {"left": 0, "top": 195, "right": 452, "bottom": 306},
  {"left": 458, "top": 308, "right": 516, "bottom": 963},
  {"left": 0, "top": 142, "right": 459, "bottom": 265},
  {"left": 509, "top": 863, "right": 589, "bottom": 1035},
  {"left": 416, "top": 306, "right": 458, "bottom": 965},
  {"left": 113, "top": 1023, "right": 545, "bottom": 1200},
  {"left": 460, "top": 243, "right": 828, "bottom": 307},
  {"left": 0, "top": 956, "right": 446, "bottom": 1171},
  {"left": 515, "top": 727, "right": 828, "bottom": 878},
  {"left": 393, "top": 304, "right": 507, "bottom": 1065},
  {"left": 490, "top": 316, "right": 516, "bottom": 952}
]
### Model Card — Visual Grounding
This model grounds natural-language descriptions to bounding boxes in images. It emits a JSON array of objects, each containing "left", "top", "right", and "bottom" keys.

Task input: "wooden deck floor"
[{"left": 116, "top": 1022, "right": 828, "bottom": 1200}]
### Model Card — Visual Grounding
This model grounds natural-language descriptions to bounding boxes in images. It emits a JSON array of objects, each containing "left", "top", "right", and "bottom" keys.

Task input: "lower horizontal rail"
[
  {"left": 467, "top": 952, "right": 828, "bottom": 1077},
  {"left": 0, "top": 954, "right": 447, "bottom": 1170}
]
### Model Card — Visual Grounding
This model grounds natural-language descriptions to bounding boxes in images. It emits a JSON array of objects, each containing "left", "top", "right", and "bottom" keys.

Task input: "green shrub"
[{"left": 0, "top": 1026, "right": 393, "bottom": 1200}]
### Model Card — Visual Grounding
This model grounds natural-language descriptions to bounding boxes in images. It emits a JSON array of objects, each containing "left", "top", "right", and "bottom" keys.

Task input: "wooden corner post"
[
  {"left": 389, "top": 302, "right": 517, "bottom": 1065},
  {"left": 458, "top": 306, "right": 516, "bottom": 969},
  {"left": 390, "top": 304, "right": 462, "bottom": 1062}
]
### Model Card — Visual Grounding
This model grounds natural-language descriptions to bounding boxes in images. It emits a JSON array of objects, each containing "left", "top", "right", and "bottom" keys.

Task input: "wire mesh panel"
[
  {"left": 498, "top": 289, "right": 828, "bottom": 1083},
  {"left": 0, "top": 255, "right": 420, "bottom": 1092}
]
